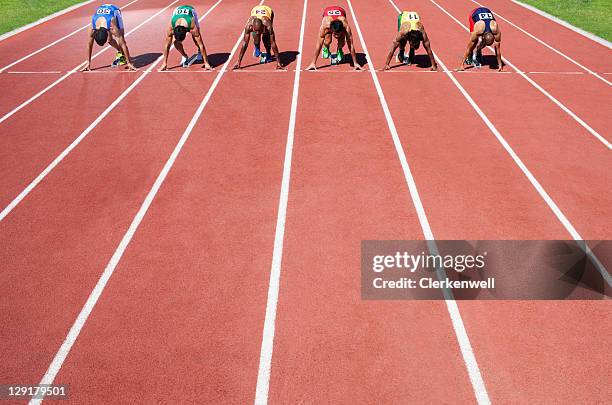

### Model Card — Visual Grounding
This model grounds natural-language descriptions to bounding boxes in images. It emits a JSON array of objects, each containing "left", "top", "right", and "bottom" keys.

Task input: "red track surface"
[{"left": 0, "top": 0, "right": 610, "bottom": 403}]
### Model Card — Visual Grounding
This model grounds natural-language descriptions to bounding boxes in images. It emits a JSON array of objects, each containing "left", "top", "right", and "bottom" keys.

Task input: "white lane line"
[
  {"left": 6, "top": 71, "right": 63, "bottom": 74},
  {"left": 353, "top": 1, "right": 491, "bottom": 404},
  {"left": 3, "top": 69, "right": 599, "bottom": 76},
  {"left": 511, "top": 0, "right": 612, "bottom": 49},
  {"left": 0, "top": 0, "right": 222, "bottom": 222},
  {"left": 253, "top": 0, "right": 307, "bottom": 403},
  {"left": 468, "top": 0, "right": 611, "bottom": 86},
  {"left": 0, "top": 0, "right": 140, "bottom": 73},
  {"left": 429, "top": 0, "right": 612, "bottom": 150},
  {"left": 528, "top": 71, "right": 583, "bottom": 75},
  {"left": 28, "top": 2, "right": 251, "bottom": 403},
  {"left": 387, "top": 2, "right": 611, "bottom": 286},
  {"left": 0, "top": 0, "right": 96, "bottom": 42},
  {"left": 0, "top": 0, "right": 174, "bottom": 126}
]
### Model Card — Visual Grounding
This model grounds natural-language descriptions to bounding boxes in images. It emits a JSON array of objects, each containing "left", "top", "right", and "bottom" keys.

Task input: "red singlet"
[{"left": 322, "top": 6, "right": 346, "bottom": 21}]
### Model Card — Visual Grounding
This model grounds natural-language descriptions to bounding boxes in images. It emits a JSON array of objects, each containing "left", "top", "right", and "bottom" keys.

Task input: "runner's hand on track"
[
  {"left": 276, "top": 63, "right": 285, "bottom": 70},
  {"left": 305, "top": 63, "right": 317, "bottom": 71},
  {"left": 431, "top": 64, "right": 438, "bottom": 71},
  {"left": 498, "top": 64, "right": 504, "bottom": 72},
  {"left": 233, "top": 63, "right": 241, "bottom": 70},
  {"left": 383, "top": 64, "right": 391, "bottom": 71},
  {"left": 80, "top": 64, "right": 91, "bottom": 72},
  {"left": 159, "top": 63, "right": 167, "bottom": 72},
  {"left": 204, "top": 63, "right": 213, "bottom": 71},
  {"left": 126, "top": 63, "right": 137, "bottom": 71},
  {"left": 353, "top": 64, "right": 363, "bottom": 71}
]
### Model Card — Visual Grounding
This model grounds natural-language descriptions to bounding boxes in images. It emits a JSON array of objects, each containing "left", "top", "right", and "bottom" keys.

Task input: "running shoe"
[
  {"left": 336, "top": 48, "right": 344, "bottom": 63},
  {"left": 322, "top": 45, "right": 330, "bottom": 59},
  {"left": 397, "top": 49, "right": 405, "bottom": 63},
  {"left": 253, "top": 46, "right": 261, "bottom": 57},
  {"left": 111, "top": 52, "right": 126, "bottom": 67},
  {"left": 182, "top": 54, "right": 198, "bottom": 68},
  {"left": 259, "top": 53, "right": 271, "bottom": 64}
]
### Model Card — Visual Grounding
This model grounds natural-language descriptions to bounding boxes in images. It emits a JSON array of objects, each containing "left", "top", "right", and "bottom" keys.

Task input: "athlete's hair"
[
  {"left": 93, "top": 28, "right": 108, "bottom": 46},
  {"left": 482, "top": 32, "right": 495, "bottom": 46},
  {"left": 173, "top": 26, "right": 188, "bottom": 41},
  {"left": 330, "top": 20, "right": 344, "bottom": 33},
  {"left": 407, "top": 30, "right": 422, "bottom": 49},
  {"left": 252, "top": 18, "right": 263, "bottom": 31}
]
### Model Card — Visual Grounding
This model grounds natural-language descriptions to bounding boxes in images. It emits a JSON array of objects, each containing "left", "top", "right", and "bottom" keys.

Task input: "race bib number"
[
  {"left": 478, "top": 12, "right": 493, "bottom": 20},
  {"left": 254, "top": 9, "right": 267, "bottom": 15},
  {"left": 407, "top": 13, "right": 418, "bottom": 20},
  {"left": 326, "top": 10, "right": 342, "bottom": 16},
  {"left": 97, "top": 8, "right": 111, "bottom": 14},
  {"left": 174, "top": 8, "right": 191, "bottom": 15}
]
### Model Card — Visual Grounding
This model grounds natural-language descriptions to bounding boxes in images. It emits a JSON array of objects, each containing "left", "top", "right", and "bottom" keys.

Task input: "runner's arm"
[
  {"left": 268, "top": 26, "right": 283, "bottom": 69},
  {"left": 111, "top": 24, "right": 136, "bottom": 70},
  {"left": 234, "top": 27, "right": 251, "bottom": 69},
  {"left": 159, "top": 25, "right": 174, "bottom": 71},
  {"left": 458, "top": 32, "right": 479, "bottom": 70},
  {"left": 81, "top": 27, "right": 94, "bottom": 71},
  {"left": 192, "top": 27, "right": 212, "bottom": 70},
  {"left": 421, "top": 28, "right": 437, "bottom": 71},
  {"left": 305, "top": 27, "right": 325, "bottom": 70},
  {"left": 494, "top": 31, "right": 503, "bottom": 71},
  {"left": 345, "top": 25, "right": 362, "bottom": 70},
  {"left": 384, "top": 32, "right": 403, "bottom": 70}
]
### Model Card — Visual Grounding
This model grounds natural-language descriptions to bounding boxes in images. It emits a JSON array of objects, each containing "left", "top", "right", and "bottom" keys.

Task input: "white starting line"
[{"left": 2, "top": 69, "right": 597, "bottom": 75}]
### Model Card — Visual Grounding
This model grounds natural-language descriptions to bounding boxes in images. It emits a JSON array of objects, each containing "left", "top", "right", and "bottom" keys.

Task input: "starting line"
[{"left": 2, "top": 70, "right": 597, "bottom": 75}]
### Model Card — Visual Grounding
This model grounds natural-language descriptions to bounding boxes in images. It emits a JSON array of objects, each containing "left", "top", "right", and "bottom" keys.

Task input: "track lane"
[
  {"left": 266, "top": 0, "right": 480, "bottom": 403},
  {"left": 431, "top": 0, "right": 611, "bottom": 147},
  {"left": 482, "top": 0, "right": 612, "bottom": 73},
  {"left": 385, "top": 0, "right": 612, "bottom": 403},
  {"left": 0, "top": 0, "right": 152, "bottom": 118},
  {"left": 404, "top": 0, "right": 611, "bottom": 239},
  {"left": 28, "top": 0, "right": 307, "bottom": 402},
  {"left": 362, "top": 0, "right": 569, "bottom": 239},
  {"left": 0, "top": 0, "right": 136, "bottom": 68},
  {"left": 0, "top": 0, "right": 221, "bottom": 390},
  {"left": 0, "top": 0, "right": 178, "bottom": 123},
  {"left": 0, "top": 0, "right": 185, "bottom": 211}
]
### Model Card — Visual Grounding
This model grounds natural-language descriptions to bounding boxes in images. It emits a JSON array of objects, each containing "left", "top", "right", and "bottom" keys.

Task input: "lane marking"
[
  {"left": 511, "top": 0, "right": 612, "bottom": 49},
  {"left": 254, "top": 0, "right": 307, "bottom": 403},
  {"left": 0, "top": 0, "right": 96, "bottom": 42},
  {"left": 2, "top": 70, "right": 599, "bottom": 76},
  {"left": 0, "top": 0, "right": 140, "bottom": 73},
  {"left": 429, "top": 0, "right": 612, "bottom": 149},
  {"left": 0, "top": 0, "right": 222, "bottom": 221},
  {"left": 353, "top": 1, "right": 491, "bottom": 404},
  {"left": 468, "top": 0, "right": 611, "bottom": 86},
  {"left": 386, "top": 1, "right": 612, "bottom": 286},
  {"left": 0, "top": 0, "right": 174, "bottom": 126},
  {"left": 27, "top": 2, "right": 255, "bottom": 403},
  {"left": 6, "top": 71, "right": 63, "bottom": 74}
]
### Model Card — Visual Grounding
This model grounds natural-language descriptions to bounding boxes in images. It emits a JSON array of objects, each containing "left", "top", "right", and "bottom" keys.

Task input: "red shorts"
[
  {"left": 469, "top": 7, "right": 478, "bottom": 32},
  {"left": 323, "top": 6, "right": 346, "bottom": 20}
]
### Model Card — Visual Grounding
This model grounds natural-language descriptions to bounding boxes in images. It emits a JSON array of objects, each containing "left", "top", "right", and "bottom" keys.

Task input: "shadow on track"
[
  {"left": 132, "top": 53, "right": 162, "bottom": 68},
  {"left": 206, "top": 52, "right": 231, "bottom": 68}
]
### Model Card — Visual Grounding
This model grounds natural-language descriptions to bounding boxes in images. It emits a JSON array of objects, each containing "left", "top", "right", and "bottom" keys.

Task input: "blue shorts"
[{"left": 91, "top": 4, "right": 123, "bottom": 31}]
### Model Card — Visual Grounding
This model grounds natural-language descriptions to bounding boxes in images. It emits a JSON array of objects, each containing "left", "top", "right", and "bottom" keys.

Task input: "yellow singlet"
[
  {"left": 251, "top": 5, "right": 273, "bottom": 19},
  {"left": 398, "top": 11, "right": 420, "bottom": 31}
]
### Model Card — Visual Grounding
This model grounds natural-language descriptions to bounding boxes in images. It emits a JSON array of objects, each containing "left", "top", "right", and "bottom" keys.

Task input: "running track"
[{"left": 0, "top": 0, "right": 610, "bottom": 403}]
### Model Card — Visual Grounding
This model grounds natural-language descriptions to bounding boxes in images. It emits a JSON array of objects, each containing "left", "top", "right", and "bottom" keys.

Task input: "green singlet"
[{"left": 171, "top": 5, "right": 195, "bottom": 29}]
